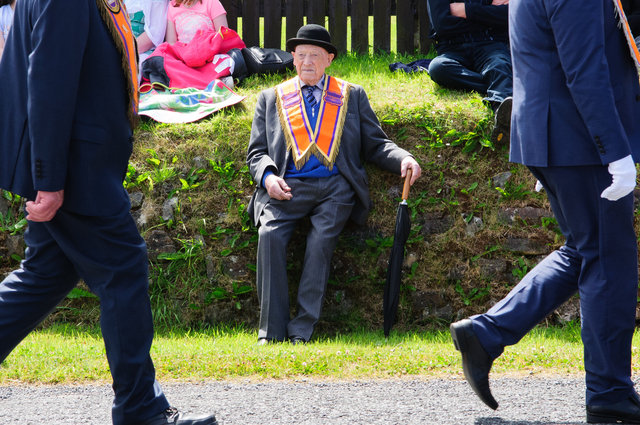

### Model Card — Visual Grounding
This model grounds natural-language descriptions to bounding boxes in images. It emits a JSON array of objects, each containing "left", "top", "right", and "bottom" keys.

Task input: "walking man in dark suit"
[
  {"left": 0, "top": 0, "right": 216, "bottom": 424},
  {"left": 450, "top": 1, "right": 640, "bottom": 423},
  {"left": 247, "top": 24, "right": 422, "bottom": 345}
]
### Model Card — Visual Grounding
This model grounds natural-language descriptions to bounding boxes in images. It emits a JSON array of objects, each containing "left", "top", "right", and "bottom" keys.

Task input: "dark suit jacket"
[
  {"left": 0, "top": 0, "right": 134, "bottom": 216},
  {"left": 247, "top": 79, "right": 411, "bottom": 226},
  {"left": 509, "top": 0, "right": 640, "bottom": 167}
]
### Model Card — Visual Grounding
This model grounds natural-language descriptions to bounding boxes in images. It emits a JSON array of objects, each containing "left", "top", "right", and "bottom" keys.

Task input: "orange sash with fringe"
[
  {"left": 613, "top": 0, "right": 640, "bottom": 78},
  {"left": 275, "top": 76, "right": 351, "bottom": 170},
  {"left": 96, "top": 0, "right": 140, "bottom": 129}
]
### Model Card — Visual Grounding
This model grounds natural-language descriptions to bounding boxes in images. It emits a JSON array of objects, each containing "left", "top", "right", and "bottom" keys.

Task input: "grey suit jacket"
[{"left": 247, "top": 79, "right": 411, "bottom": 226}]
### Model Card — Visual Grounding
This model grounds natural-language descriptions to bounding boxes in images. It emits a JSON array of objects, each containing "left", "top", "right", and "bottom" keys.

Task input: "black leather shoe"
[
  {"left": 587, "top": 395, "right": 640, "bottom": 423},
  {"left": 450, "top": 319, "right": 499, "bottom": 410},
  {"left": 141, "top": 407, "right": 217, "bottom": 425},
  {"left": 491, "top": 97, "right": 512, "bottom": 146},
  {"left": 290, "top": 336, "right": 306, "bottom": 345}
]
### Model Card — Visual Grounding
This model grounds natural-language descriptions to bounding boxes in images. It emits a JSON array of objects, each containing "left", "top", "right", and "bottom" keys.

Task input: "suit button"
[{"left": 636, "top": 94, "right": 640, "bottom": 102}]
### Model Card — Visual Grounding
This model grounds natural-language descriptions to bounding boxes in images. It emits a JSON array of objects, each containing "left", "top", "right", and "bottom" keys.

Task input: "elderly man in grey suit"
[{"left": 247, "top": 24, "right": 421, "bottom": 345}]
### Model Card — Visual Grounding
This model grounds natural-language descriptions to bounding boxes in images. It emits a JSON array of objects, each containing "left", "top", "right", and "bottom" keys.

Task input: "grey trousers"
[{"left": 256, "top": 174, "right": 355, "bottom": 341}]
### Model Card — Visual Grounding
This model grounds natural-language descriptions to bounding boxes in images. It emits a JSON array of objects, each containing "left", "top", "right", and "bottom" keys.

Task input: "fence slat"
[
  {"left": 220, "top": 0, "right": 239, "bottom": 31},
  {"left": 351, "top": 0, "right": 369, "bottom": 54},
  {"left": 396, "top": 0, "right": 415, "bottom": 54},
  {"left": 418, "top": 0, "right": 431, "bottom": 54},
  {"left": 222, "top": 0, "right": 424, "bottom": 55},
  {"left": 264, "top": 0, "right": 283, "bottom": 48},
  {"left": 373, "top": 0, "right": 391, "bottom": 53},
  {"left": 307, "top": 0, "right": 326, "bottom": 25},
  {"left": 328, "top": 0, "right": 347, "bottom": 54},
  {"left": 285, "top": 0, "right": 304, "bottom": 44},
  {"left": 242, "top": 0, "right": 260, "bottom": 47}
]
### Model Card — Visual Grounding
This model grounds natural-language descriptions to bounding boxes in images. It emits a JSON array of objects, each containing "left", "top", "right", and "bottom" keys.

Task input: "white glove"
[
  {"left": 534, "top": 180, "right": 543, "bottom": 192},
  {"left": 600, "top": 154, "right": 637, "bottom": 201}
]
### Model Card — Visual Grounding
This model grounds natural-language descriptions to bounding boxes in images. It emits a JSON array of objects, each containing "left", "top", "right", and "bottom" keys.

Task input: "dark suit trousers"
[
  {"left": 0, "top": 208, "right": 169, "bottom": 425},
  {"left": 256, "top": 174, "right": 355, "bottom": 341},
  {"left": 470, "top": 165, "right": 638, "bottom": 405},
  {"left": 428, "top": 40, "right": 512, "bottom": 106}
]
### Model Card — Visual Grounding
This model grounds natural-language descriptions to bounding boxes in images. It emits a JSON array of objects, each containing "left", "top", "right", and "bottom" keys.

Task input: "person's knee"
[{"left": 428, "top": 57, "right": 451, "bottom": 85}]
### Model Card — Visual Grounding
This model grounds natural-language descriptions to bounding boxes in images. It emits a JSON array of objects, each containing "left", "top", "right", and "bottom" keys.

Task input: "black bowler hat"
[{"left": 286, "top": 24, "right": 338, "bottom": 57}]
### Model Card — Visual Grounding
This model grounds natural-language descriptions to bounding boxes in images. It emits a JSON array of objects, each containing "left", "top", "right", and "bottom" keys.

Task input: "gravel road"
[{"left": 0, "top": 376, "right": 603, "bottom": 424}]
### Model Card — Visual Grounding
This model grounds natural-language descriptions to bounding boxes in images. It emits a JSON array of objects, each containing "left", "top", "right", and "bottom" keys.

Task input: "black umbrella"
[{"left": 383, "top": 169, "right": 412, "bottom": 337}]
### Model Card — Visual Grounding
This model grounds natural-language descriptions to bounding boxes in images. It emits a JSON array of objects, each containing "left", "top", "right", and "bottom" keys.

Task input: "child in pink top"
[{"left": 165, "top": 0, "right": 228, "bottom": 44}]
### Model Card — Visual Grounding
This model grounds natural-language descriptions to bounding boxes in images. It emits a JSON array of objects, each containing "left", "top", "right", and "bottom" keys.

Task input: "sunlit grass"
[{"left": 0, "top": 322, "right": 619, "bottom": 385}]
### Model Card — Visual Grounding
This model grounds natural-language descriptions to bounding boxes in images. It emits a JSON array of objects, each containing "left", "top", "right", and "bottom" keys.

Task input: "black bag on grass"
[{"left": 242, "top": 47, "right": 294, "bottom": 75}]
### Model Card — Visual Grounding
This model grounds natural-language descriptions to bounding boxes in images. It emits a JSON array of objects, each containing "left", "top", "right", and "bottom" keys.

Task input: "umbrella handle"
[{"left": 402, "top": 168, "right": 412, "bottom": 201}]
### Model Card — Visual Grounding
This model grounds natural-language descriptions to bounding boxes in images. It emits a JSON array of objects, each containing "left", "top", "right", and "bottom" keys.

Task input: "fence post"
[
  {"left": 242, "top": 0, "right": 261, "bottom": 47},
  {"left": 285, "top": 0, "right": 304, "bottom": 44},
  {"left": 373, "top": 0, "right": 391, "bottom": 53},
  {"left": 264, "top": 0, "right": 283, "bottom": 48},
  {"left": 351, "top": 0, "right": 369, "bottom": 54},
  {"left": 418, "top": 0, "right": 432, "bottom": 54},
  {"left": 328, "top": 0, "right": 347, "bottom": 55},
  {"left": 307, "top": 0, "right": 326, "bottom": 25},
  {"left": 396, "top": 0, "right": 415, "bottom": 54}
]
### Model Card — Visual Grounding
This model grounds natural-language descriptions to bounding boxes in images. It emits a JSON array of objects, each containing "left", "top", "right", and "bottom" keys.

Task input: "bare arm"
[
  {"left": 136, "top": 31, "right": 154, "bottom": 53},
  {"left": 450, "top": 2, "right": 467, "bottom": 18},
  {"left": 165, "top": 19, "right": 177, "bottom": 44},
  {"left": 213, "top": 14, "right": 228, "bottom": 31}
]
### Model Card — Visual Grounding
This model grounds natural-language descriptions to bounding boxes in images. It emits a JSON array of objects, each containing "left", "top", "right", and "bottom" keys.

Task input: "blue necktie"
[{"left": 304, "top": 85, "right": 317, "bottom": 108}]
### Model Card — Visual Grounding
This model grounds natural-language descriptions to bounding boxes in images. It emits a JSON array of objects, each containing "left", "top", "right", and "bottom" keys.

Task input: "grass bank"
[{"left": 0, "top": 323, "right": 597, "bottom": 384}]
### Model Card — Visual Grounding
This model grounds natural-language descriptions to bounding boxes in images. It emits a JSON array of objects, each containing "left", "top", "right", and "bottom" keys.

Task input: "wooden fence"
[{"left": 218, "top": 0, "right": 432, "bottom": 55}]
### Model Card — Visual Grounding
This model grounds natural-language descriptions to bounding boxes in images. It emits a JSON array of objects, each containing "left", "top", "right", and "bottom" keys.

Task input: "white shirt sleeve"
[{"left": 143, "top": 0, "right": 169, "bottom": 47}]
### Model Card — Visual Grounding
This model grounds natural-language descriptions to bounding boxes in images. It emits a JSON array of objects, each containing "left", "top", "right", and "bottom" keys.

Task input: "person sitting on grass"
[
  {"left": 246, "top": 24, "right": 422, "bottom": 346},
  {"left": 426, "top": 0, "right": 513, "bottom": 145}
]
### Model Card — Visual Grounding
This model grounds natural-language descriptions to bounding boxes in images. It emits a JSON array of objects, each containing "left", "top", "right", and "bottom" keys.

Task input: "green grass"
[{"left": 0, "top": 323, "right": 606, "bottom": 384}]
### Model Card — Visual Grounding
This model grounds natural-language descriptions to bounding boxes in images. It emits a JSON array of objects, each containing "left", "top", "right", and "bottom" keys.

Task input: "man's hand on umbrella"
[
  {"left": 265, "top": 174, "right": 293, "bottom": 200},
  {"left": 401, "top": 157, "right": 421, "bottom": 185},
  {"left": 25, "top": 190, "right": 64, "bottom": 222}
]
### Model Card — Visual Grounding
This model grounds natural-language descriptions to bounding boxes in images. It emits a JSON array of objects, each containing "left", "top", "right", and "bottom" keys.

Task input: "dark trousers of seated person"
[
  {"left": 428, "top": 40, "right": 512, "bottom": 108},
  {"left": 256, "top": 174, "right": 355, "bottom": 342}
]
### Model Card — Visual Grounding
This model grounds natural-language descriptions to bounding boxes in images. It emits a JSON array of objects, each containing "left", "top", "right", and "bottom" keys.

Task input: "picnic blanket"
[{"left": 139, "top": 79, "right": 245, "bottom": 123}]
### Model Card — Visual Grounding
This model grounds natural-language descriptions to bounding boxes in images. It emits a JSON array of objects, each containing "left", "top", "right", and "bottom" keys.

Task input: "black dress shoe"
[
  {"left": 587, "top": 395, "right": 640, "bottom": 423},
  {"left": 141, "top": 407, "right": 217, "bottom": 425},
  {"left": 290, "top": 336, "right": 306, "bottom": 345},
  {"left": 450, "top": 319, "right": 499, "bottom": 410}
]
